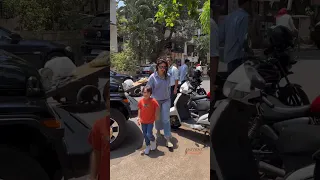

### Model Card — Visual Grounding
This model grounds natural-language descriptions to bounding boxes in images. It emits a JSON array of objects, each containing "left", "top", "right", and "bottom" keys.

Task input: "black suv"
[
  {"left": 0, "top": 26, "right": 74, "bottom": 69},
  {"left": 0, "top": 50, "right": 90, "bottom": 180},
  {"left": 81, "top": 12, "right": 109, "bottom": 62},
  {"left": 109, "top": 77, "right": 138, "bottom": 150}
]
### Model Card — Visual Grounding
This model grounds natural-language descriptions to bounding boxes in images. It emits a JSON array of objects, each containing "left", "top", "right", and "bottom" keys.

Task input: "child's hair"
[{"left": 142, "top": 86, "right": 152, "bottom": 95}]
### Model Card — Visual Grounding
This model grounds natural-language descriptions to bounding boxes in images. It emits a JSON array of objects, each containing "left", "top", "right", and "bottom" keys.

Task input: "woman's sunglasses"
[{"left": 159, "top": 65, "right": 167, "bottom": 69}]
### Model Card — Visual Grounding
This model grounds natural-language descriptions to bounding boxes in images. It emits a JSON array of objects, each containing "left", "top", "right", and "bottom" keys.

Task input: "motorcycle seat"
[
  {"left": 262, "top": 96, "right": 310, "bottom": 122},
  {"left": 191, "top": 95, "right": 208, "bottom": 101},
  {"left": 263, "top": 105, "right": 310, "bottom": 122}
]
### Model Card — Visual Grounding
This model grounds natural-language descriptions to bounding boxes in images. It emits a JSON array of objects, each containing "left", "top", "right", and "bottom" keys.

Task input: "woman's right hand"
[{"left": 137, "top": 118, "right": 141, "bottom": 125}]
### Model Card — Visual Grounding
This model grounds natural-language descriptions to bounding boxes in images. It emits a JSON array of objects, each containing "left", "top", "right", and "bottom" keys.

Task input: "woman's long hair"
[{"left": 155, "top": 59, "right": 169, "bottom": 79}]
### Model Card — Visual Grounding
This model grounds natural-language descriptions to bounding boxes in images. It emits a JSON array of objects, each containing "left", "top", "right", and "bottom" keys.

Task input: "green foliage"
[
  {"left": 199, "top": 0, "right": 210, "bottom": 34},
  {"left": 194, "top": 34, "right": 209, "bottom": 63},
  {"left": 111, "top": 45, "right": 137, "bottom": 74},
  {"left": 154, "top": 0, "right": 202, "bottom": 27},
  {"left": 2, "top": 0, "right": 90, "bottom": 30}
]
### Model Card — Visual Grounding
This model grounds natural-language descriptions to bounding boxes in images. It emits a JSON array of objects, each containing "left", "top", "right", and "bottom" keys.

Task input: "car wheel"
[
  {"left": 47, "top": 52, "right": 66, "bottom": 60},
  {"left": 0, "top": 146, "right": 50, "bottom": 180},
  {"left": 110, "top": 108, "right": 127, "bottom": 150}
]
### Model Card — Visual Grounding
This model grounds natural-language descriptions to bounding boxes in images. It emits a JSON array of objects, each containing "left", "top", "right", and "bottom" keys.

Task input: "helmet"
[{"left": 267, "top": 25, "right": 294, "bottom": 51}]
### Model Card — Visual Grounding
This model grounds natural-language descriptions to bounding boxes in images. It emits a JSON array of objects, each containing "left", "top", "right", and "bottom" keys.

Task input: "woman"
[
  {"left": 276, "top": 8, "right": 298, "bottom": 33},
  {"left": 147, "top": 59, "right": 173, "bottom": 148}
]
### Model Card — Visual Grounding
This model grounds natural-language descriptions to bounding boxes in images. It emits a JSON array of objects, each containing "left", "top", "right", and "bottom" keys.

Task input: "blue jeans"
[
  {"left": 141, "top": 123, "right": 155, "bottom": 146},
  {"left": 155, "top": 99, "right": 172, "bottom": 138}
]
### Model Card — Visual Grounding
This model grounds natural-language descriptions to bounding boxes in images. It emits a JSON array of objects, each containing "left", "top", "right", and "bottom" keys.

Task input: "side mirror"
[{"left": 10, "top": 33, "right": 22, "bottom": 44}]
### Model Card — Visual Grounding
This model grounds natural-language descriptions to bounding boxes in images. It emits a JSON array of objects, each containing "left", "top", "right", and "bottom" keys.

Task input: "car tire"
[
  {"left": 110, "top": 108, "right": 127, "bottom": 150},
  {"left": 0, "top": 146, "right": 50, "bottom": 180},
  {"left": 47, "top": 52, "right": 66, "bottom": 60}
]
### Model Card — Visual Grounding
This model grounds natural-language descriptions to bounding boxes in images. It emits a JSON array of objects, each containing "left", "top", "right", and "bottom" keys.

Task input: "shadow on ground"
[
  {"left": 172, "top": 127, "right": 210, "bottom": 148},
  {"left": 111, "top": 121, "right": 144, "bottom": 160}
]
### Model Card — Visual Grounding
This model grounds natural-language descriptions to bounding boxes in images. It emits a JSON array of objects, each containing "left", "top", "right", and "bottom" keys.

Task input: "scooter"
[
  {"left": 170, "top": 81, "right": 210, "bottom": 134},
  {"left": 210, "top": 61, "right": 320, "bottom": 180}
]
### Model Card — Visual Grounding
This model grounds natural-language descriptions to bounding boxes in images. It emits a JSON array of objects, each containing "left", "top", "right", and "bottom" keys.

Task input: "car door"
[{"left": 0, "top": 28, "right": 44, "bottom": 69}]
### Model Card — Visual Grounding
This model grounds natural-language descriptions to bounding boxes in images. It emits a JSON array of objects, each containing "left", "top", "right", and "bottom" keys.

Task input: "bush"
[{"left": 110, "top": 46, "right": 137, "bottom": 75}]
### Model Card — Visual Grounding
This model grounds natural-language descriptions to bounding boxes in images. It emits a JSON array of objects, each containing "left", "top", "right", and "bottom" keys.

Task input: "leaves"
[
  {"left": 199, "top": 0, "right": 210, "bottom": 34},
  {"left": 2, "top": 0, "right": 90, "bottom": 30},
  {"left": 154, "top": 0, "right": 203, "bottom": 27}
]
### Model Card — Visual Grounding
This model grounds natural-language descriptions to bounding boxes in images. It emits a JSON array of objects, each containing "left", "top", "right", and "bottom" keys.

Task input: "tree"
[
  {"left": 154, "top": 0, "right": 203, "bottom": 27},
  {"left": 118, "top": 0, "right": 203, "bottom": 64},
  {"left": 2, "top": 0, "right": 92, "bottom": 30},
  {"left": 199, "top": 0, "right": 210, "bottom": 34}
]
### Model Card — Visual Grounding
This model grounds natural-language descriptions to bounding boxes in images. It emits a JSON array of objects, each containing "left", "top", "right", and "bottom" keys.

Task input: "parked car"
[
  {"left": 0, "top": 26, "right": 74, "bottom": 69},
  {"left": 0, "top": 50, "right": 90, "bottom": 180},
  {"left": 136, "top": 64, "right": 156, "bottom": 79},
  {"left": 110, "top": 70, "right": 134, "bottom": 83},
  {"left": 109, "top": 77, "right": 138, "bottom": 150},
  {"left": 81, "top": 12, "right": 109, "bottom": 62}
]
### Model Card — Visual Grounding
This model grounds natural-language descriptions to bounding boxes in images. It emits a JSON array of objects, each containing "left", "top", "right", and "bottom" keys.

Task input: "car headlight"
[{"left": 65, "top": 46, "right": 72, "bottom": 52}]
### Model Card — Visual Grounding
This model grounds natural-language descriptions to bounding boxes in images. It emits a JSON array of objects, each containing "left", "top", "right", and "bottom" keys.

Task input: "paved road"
[{"left": 110, "top": 80, "right": 211, "bottom": 180}]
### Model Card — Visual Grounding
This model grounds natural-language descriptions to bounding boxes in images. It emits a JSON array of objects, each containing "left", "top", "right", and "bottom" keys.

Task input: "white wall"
[{"left": 110, "top": 0, "right": 118, "bottom": 52}]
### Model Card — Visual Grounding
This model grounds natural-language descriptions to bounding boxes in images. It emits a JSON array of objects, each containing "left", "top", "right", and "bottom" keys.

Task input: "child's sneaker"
[
  {"left": 150, "top": 141, "right": 156, "bottom": 150},
  {"left": 143, "top": 145, "right": 151, "bottom": 155}
]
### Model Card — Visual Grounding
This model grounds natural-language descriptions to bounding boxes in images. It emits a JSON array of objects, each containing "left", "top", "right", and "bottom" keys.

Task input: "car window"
[
  {"left": 89, "top": 17, "right": 109, "bottom": 28},
  {"left": 142, "top": 67, "right": 151, "bottom": 71}
]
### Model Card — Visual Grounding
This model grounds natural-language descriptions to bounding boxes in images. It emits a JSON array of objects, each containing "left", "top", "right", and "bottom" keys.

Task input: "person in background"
[
  {"left": 167, "top": 57, "right": 179, "bottom": 107},
  {"left": 88, "top": 82, "right": 109, "bottom": 180},
  {"left": 137, "top": 86, "right": 160, "bottom": 155},
  {"left": 210, "top": 4, "right": 220, "bottom": 117},
  {"left": 179, "top": 59, "right": 190, "bottom": 85},
  {"left": 276, "top": 8, "right": 298, "bottom": 34},
  {"left": 219, "top": 0, "right": 252, "bottom": 73},
  {"left": 147, "top": 59, "right": 173, "bottom": 148}
]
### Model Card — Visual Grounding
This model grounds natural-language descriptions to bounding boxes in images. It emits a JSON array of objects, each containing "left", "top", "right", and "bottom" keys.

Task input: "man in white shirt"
[
  {"left": 167, "top": 57, "right": 179, "bottom": 107},
  {"left": 179, "top": 59, "right": 190, "bottom": 85},
  {"left": 276, "top": 8, "right": 298, "bottom": 33}
]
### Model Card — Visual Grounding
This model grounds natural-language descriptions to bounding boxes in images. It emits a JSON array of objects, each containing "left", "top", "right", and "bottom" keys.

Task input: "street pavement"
[{"left": 110, "top": 80, "right": 210, "bottom": 180}]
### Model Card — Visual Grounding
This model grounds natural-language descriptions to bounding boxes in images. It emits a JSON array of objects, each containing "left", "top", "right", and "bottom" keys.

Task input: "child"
[
  {"left": 88, "top": 82, "right": 110, "bottom": 180},
  {"left": 138, "top": 86, "right": 160, "bottom": 155}
]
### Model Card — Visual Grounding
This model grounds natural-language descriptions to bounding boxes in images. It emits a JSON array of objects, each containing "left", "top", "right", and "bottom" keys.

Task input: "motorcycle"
[
  {"left": 210, "top": 61, "right": 320, "bottom": 180},
  {"left": 212, "top": 48, "right": 309, "bottom": 108},
  {"left": 170, "top": 81, "right": 210, "bottom": 134}
]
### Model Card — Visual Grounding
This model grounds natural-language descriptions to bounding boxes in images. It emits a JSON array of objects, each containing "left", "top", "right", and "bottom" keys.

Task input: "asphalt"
[{"left": 110, "top": 80, "right": 211, "bottom": 180}]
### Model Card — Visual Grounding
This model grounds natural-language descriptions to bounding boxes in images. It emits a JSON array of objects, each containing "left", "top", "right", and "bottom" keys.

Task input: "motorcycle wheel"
[{"left": 277, "top": 84, "right": 310, "bottom": 106}]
